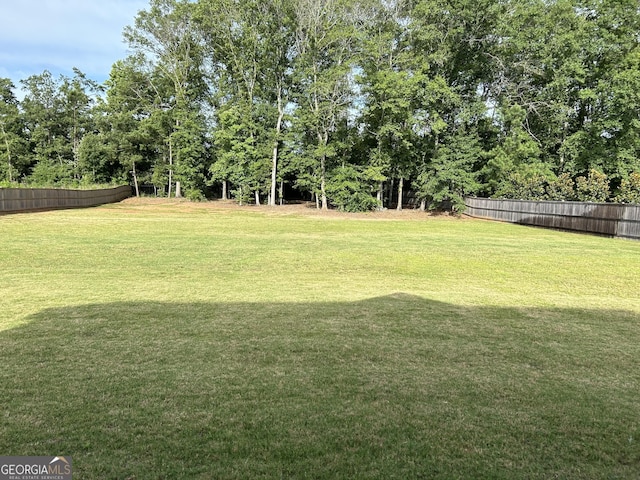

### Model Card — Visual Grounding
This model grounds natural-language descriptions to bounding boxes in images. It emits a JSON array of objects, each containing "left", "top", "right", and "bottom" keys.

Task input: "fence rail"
[
  {"left": 0, "top": 186, "right": 131, "bottom": 214},
  {"left": 464, "top": 197, "right": 640, "bottom": 240}
]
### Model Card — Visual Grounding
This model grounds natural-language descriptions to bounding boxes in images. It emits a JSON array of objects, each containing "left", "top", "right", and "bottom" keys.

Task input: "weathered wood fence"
[
  {"left": 0, "top": 186, "right": 131, "bottom": 214},
  {"left": 464, "top": 197, "right": 640, "bottom": 240}
]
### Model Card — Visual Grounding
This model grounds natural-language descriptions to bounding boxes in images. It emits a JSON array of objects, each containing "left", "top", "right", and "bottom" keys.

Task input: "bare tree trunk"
[
  {"left": 222, "top": 180, "right": 228, "bottom": 200},
  {"left": 279, "top": 180, "right": 284, "bottom": 206},
  {"left": 320, "top": 161, "right": 328, "bottom": 210},
  {"left": 397, "top": 177, "right": 404, "bottom": 211},
  {"left": 168, "top": 117, "right": 181, "bottom": 199},
  {"left": 420, "top": 199, "right": 426, "bottom": 211},
  {"left": 319, "top": 131, "right": 329, "bottom": 210},
  {"left": 168, "top": 137, "right": 173, "bottom": 198},
  {"left": 255, "top": 190, "right": 260, "bottom": 205},
  {"left": 1, "top": 123, "right": 12, "bottom": 182},
  {"left": 270, "top": 88, "right": 285, "bottom": 206},
  {"left": 377, "top": 182, "right": 384, "bottom": 208},
  {"left": 132, "top": 161, "right": 140, "bottom": 198}
]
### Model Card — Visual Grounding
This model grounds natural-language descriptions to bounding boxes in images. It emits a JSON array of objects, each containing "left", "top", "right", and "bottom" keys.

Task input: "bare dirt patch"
[{"left": 116, "top": 197, "right": 462, "bottom": 221}]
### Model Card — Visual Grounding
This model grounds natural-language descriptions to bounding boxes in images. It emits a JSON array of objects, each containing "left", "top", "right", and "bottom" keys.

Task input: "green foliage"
[
  {"left": 484, "top": 105, "right": 542, "bottom": 192},
  {"left": 77, "top": 133, "right": 120, "bottom": 183},
  {"left": 615, "top": 172, "right": 640, "bottom": 204},
  {"left": 545, "top": 172, "right": 576, "bottom": 201},
  {"left": 0, "top": 179, "right": 19, "bottom": 188},
  {"left": 0, "top": 79, "right": 30, "bottom": 182},
  {"left": 172, "top": 109, "right": 209, "bottom": 194},
  {"left": 196, "top": 0, "right": 294, "bottom": 204},
  {"left": 3, "top": 0, "right": 640, "bottom": 208},
  {"left": 184, "top": 187, "right": 206, "bottom": 201},
  {"left": 19, "top": 70, "right": 100, "bottom": 185},
  {"left": 575, "top": 169, "right": 610, "bottom": 203},
  {"left": 417, "top": 128, "right": 482, "bottom": 212},
  {"left": 28, "top": 159, "right": 75, "bottom": 187},
  {"left": 211, "top": 103, "right": 269, "bottom": 202},
  {"left": 496, "top": 171, "right": 547, "bottom": 201},
  {"left": 326, "top": 165, "right": 380, "bottom": 212},
  {"left": 495, "top": 168, "right": 613, "bottom": 204}
]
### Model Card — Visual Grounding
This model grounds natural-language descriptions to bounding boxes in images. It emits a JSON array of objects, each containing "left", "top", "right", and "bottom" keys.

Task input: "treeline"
[{"left": 1, "top": 0, "right": 639, "bottom": 210}]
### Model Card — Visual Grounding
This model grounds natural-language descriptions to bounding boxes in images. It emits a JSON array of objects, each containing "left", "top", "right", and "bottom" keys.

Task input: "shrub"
[
  {"left": 615, "top": 172, "right": 640, "bottom": 204},
  {"left": 326, "top": 165, "right": 380, "bottom": 212},
  {"left": 28, "top": 159, "right": 74, "bottom": 187},
  {"left": 185, "top": 188, "right": 206, "bottom": 202},
  {"left": 575, "top": 169, "right": 610, "bottom": 203},
  {"left": 545, "top": 173, "right": 576, "bottom": 201},
  {"left": 496, "top": 172, "right": 547, "bottom": 200}
]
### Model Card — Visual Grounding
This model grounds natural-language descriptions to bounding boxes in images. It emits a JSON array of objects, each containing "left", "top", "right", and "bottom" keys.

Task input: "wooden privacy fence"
[
  {"left": 0, "top": 186, "right": 131, "bottom": 214},
  {"left": 464, "top": 197, "right": 640, "bottom": 240}
]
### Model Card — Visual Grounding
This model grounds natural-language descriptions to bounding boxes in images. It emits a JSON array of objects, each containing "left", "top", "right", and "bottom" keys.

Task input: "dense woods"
[{"left": 1, "top": 0, "right": 639, "bottom": 211}]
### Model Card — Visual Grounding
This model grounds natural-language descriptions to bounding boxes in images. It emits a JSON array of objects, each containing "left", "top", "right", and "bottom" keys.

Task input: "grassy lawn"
[{"left": 1, "top": 199, "right": 639, "bottom": 478}]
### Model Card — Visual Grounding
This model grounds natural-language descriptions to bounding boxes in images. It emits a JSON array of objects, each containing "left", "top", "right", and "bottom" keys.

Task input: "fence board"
[
  {"left": 464, "top": 197, "right": 640, "bottom": 240},
  {"left": 0, "top": 186, "right": 131, "bottom": 214}
]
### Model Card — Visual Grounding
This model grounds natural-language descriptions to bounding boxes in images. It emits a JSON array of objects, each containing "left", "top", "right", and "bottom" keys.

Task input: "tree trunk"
[
  {"left": 397, "top": 177, "right": 404, "bottom": 211},
  {"left": 132, "top": 161, "right": 140, "bottom": 198},
  {"left": 255, "top": 190, "right": 260, "bottom": 205},
  {"left": 319, "top": 131, "right": 329, "bottom": 210},
  {"left": 72, "top": 108, "right": 79, "bottom": 177},
  {"left": 420, "top": 199, "right": 426, "bottom": 211},
  {"left": 270, "top": 89, "right": 285, "bottom": 207},
  {"left": 168, "top": 118, "right": 181, "bottom": 199},
  {"left": 168, "top": 137, "right": 173, "bottom": 198},
  {"left": 222, "top": 180, "right": 228, "bottom": 200},
  {"left": 320, "top": 162, "right": 328, "bottom": 210},
  {"left": 320, "top": 183, "right": 328, "bottom": 210},
  {"left": 377, "top": 182, "right": 384, "bottom": 208},
  {"left": 279, "top": 180, "right": 284, "bottom": 206},
  {"left": 1, "top": 123, "right": 12, "bottom": 182}
]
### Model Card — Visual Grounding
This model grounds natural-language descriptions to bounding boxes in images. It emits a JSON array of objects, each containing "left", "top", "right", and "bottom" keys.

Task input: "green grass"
[{"left": 1, "top": 200, "right": 639, "bottom": 478}]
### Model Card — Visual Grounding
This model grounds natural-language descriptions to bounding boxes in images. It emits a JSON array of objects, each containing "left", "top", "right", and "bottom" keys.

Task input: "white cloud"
[{"left": 0, "top": 0, "right": 149, "bottom": 84}]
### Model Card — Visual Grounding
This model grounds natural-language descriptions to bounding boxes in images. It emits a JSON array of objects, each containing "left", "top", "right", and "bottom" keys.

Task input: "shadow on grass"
[{"left": 1, "top": 294, "right": 639, "bottom": 479}]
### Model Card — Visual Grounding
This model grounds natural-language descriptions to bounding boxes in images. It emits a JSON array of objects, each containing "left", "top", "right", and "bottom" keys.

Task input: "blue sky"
[{"left": 0, "top": 0, "right": 149, "bottom": 89}]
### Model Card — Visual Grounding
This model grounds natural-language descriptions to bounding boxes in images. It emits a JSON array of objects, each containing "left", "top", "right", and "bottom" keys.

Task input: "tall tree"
[
  {"left": 485, "top": 0, "right": 640, "bottom": 197},
  {"left": 291, "top": 0, "right": 360, "bottom": 209},
  {"left": 358, "top": 0, "right": 422, "bottom": 209},
  {"left": 21, "top": 71, "right": 71, "bottom": 184},
  {"left": 21, "top": 70, "right": 98, "bottom": 185},
  {"left": 61, "top": 69, "right": 102, "bottom": 173},
  {"left": 197, "top": 0, "right": 295, "bottom": 204},
  {"left": 125, "top": 0, "right": 209, "bottom": 197},
  {"left": 407, "top": 0, "right": 498, "bottom": 207},
  {"left": 487, "top": 0, "right": 586, "bottom": 186},
  {"left": 81, "top": 56, "right": 171, "bottom": 190},
  {"left": 576, "top": 0, "right": 640, "bottom": 182},
  {"left": 263, "top": 0, "right": 296, "bottom": 205},
  {"left": 0, "top": 79, "right": 28, "bottom": 182}
]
